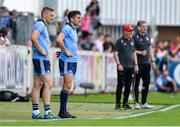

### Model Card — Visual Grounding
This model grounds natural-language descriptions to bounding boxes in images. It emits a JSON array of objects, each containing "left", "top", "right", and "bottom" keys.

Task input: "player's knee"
[
  {"left": 44, "top": 82, "right": 52, "bottom": 89},
  {"left": 65, "top": 86, "right": 71, "bottom": 91},
  {"left": 48, "top": 83, "right": 53, "bottom": 89},
  {"left": 64, "top": 84, "right": 72, "bottom": 91},
  {"left": 34, "top": 82, "right": 43, "bottom": 89}
]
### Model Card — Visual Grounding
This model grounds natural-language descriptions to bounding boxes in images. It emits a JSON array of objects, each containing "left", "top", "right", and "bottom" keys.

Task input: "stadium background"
[
  {"left": 0, "top": 0, "right": 180, "bottom": 126},
  {"left": 0, "top": 0, "right": 179, "bottom": 95},
  {"left": 2, "top": 0, "right": 180, "bottom": 43}
]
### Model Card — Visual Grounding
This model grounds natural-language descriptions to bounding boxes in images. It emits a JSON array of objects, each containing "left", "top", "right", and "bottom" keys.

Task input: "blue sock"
[{"left": 60, "top": 89, "right": 68, "bottom": 113}]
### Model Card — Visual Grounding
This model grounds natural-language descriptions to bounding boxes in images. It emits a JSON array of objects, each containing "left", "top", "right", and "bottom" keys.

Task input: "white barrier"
[
  {"left": 74, "top": 51, "right": 106, "bottom": 93},
  {"left": 0, "top": 45, "right": 32, "bottom": 96},
  {"left": 0, "top": 45, "right": 117, "bottom": 95},
  {"left": 51, "top": 49, "right": 117, "bottom": 94},
  {"left": 104, "top": 53, "right": 117, "bottom": 92}
]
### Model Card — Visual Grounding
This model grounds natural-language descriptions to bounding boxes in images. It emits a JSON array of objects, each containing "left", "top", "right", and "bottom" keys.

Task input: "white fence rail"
[
  {"left": 1, "top": 45, "right": 179, "bottom": 95},
  {"left": 0, "top": 45, "right": 32, "bottom": 95},
  {"left": 0, "top": 45, "right": 117, "bottom": 95}
]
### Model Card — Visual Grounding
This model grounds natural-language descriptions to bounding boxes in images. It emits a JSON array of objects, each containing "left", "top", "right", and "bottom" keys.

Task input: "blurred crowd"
[
  {"left": 154, "top": 37, "right": 180, "bottom": 93},
  {"left": 0, "top": 6, "right": 25, "bottom": 45},
  {"left": 52, "top": 0, "right": 114, "bottom": 53},
  {"left": 0, "top": 0, "right": 180, "bottom": 93},
  {"left": 155, "top": 37, "right": 180, "bottom": 72}
]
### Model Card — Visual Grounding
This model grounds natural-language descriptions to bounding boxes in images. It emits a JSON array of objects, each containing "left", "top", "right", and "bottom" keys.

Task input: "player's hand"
[
  {"left": 41, "top": 50, "right": 47, "bottom": 56},
  {"left": 65, "top": 50, "right": 72, "bottom": 57},
  {"left": 151, "top": 62, "right": 156, "bottom": 70},
  {"left": 56, "top": 51, "right": 61, "bottom": 58},
  {"left": 178, "top": 44, "right": 180, "bottom": 48},
  {"left": 141, "top": 50, "right": 148, "bottom": 56},
  {"left": 134, "top": 65, "right": 139, "bottom": 74},
  {"left": 117, "top": 64, "right": 124, "bottom": 71}
]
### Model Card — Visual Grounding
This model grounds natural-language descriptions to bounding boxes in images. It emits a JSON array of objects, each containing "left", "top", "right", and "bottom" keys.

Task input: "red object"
[{"left": 123, "top": 25, "right": 134, "bottom": 31}]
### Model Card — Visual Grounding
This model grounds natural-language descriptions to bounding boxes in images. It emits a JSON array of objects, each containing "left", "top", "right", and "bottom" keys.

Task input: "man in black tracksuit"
[
  {"left": 114, "top": 25, "right": 138, "bottom": 110},
  {"left": 133, "top": 20, "right": 156, "bottom": 109}
]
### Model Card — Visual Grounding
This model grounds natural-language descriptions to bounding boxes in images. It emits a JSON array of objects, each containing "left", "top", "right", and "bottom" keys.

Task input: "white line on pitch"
[
  {"left": 0, "top": 104, "right": 180, "bottom": 122},
  {"left": 115, "top": 104, "right": 180, "bottom": 119}
]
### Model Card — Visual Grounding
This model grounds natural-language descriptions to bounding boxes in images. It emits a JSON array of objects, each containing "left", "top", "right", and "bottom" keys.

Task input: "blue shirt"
[
  {"left": 156, "top": 75, "right": 173, "bottom": 87},
  {"left": 0, "top": 16, "right": 10, "bottom": 29},
  {"left": 60, "top": 24, "right": 78, "bottom": 62},
  {"left": 32, "top": 20, "right": 50, "bottom": 60}
]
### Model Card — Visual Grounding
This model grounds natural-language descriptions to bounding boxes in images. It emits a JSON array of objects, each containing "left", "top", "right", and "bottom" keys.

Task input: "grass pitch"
[{"left": 0, "top": 92, "right": 180, "bottom": 126}]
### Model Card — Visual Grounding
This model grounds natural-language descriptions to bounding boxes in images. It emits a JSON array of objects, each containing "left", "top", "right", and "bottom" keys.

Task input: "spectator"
[
  {"left": 103, "top": 43, "right": 113, "bottom": 53},
  {"left": 86, "top": 0, "right": 100, "bottom": 17},
  {"left": 103, "top": 34, "right": 114, "bottom": 52},
  {"left": 94, "top": 33, "right": 104, "bottom": 53},
  {"left": 86, "top": 0, "right": 101, "bottom": 30},
  {"left": 170, "top": 36, "right": 180, "bottom": 61},
  {"left": 48, "top": 22, "right": 57, "bottom": 47},
  {"left": 59, "top": 9, "right": 69, "bottom": 31},
  {"left": 9, "top": 9, "right": 19, "bottom": 43},
  {"left": 0, "top": 6, "right": 10, "bottom": 29},
  {"left": 164, "top": 40, "right": 171, "bottom": 52},
  {"left": 0, "top": 27, "right": 10, "bottom": 46},
  {"left": 80, "top": 32, "right": 96, "bottom": 51},
  {"left": 156, "top": 70, "right": 177, "bottom": 94},
  {"left": 156, "top": 41, "right": 169, "bottom": 73},
  {"left": 80, "top": 12, "right": 92, "bottom": 39}
]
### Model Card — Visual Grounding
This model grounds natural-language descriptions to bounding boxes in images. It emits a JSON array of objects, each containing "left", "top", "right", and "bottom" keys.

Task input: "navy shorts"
[
  {"left": 59, "top": 59, "right": 77, "bottom": 76},
  {"left": 33, "top": 59, "right": 51, "bottom": 75}
]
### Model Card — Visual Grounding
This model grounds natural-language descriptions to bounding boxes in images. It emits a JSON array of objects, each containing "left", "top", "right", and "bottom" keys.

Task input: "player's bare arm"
[
  {"left": 133, "top": 52, "right": 139, "bottom": 73},
  {"left": 57, "top": 32, "right": 72, "bottom": 57},
  {"left": 149, "top": 45, "right": 156, "bottom": 70},
  {"left": 31, "top": 30, "right": 47, "bottom": 56},
  {"left": 114, "top": 51, "right": 123, "bottom": 71}
]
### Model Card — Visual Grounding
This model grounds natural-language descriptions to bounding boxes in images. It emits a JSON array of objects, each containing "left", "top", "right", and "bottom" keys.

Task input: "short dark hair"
[
  {"left": 137, "top": 20, "right": 146, "bottom": 27},
  {"left": 68, "top": 10, "right": 81, "bottom": 22},
  {"left": 41, "top": 7, "right": 54, "bottom": 17},
  {"left": 104, "top": 34, "right": 111, "bottom": 38},
  {"left": 0, "top": 27, "right": 9, "bottom": 36}
]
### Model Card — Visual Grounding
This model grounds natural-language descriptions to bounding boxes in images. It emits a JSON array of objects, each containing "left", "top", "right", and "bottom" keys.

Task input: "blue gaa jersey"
[
  {"left": 32, "top": 20, "right": 50, "bottom": 60},
  {"left": 60, "top": 24, "right": 78, "bottom": 62}
]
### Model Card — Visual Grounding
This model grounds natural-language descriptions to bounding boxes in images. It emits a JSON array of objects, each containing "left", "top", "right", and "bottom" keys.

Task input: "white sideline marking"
[
  {"left": 115, "top": 110, "right": 156, "bottom": 119},
  {"left": 0, "top": 104, "right": 180, "bottom": 122},
  {"left": 159, "top": 104, "right": 180, "bottom": 112},
  {"left": 115, "top": 104, "right": 180, "bottom": 119}
]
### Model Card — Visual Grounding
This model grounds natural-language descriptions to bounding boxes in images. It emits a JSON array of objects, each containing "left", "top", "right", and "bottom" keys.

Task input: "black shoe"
[
  {"left": 115, "top": 104, "right": 121, "bottom": 110},
  {"left": 58, "top": 112, "right": 76, "bottom": 119},
  {"left": 66, "top": 112, "right": 77, "bottom": 118},
  {"left": 122, "top": 104, "right": 132, "bottom": 110}
]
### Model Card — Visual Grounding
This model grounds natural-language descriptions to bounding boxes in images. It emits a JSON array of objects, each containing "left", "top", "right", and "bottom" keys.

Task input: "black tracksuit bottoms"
[
  {"left": 134, "top": 63, "right": 151, "bottom": 104},
  {"left": 116, "top": 67, "right": 134, "bottom": 105}
]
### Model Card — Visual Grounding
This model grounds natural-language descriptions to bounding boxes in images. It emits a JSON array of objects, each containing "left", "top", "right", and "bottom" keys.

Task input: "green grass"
[
  {"left": 53, "top": 92, "right": 180, "bottom": 105},
  {"left": 0, "top": 92, "right": 180, "bottom": 126}
]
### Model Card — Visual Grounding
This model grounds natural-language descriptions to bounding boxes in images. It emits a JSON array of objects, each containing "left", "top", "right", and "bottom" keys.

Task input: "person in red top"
[
  {"left": 170, "top": 36, "right": 180, "bottom": 61},
  {"left": 81, "top": 12, "right": 91, "bottom": 39}
]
